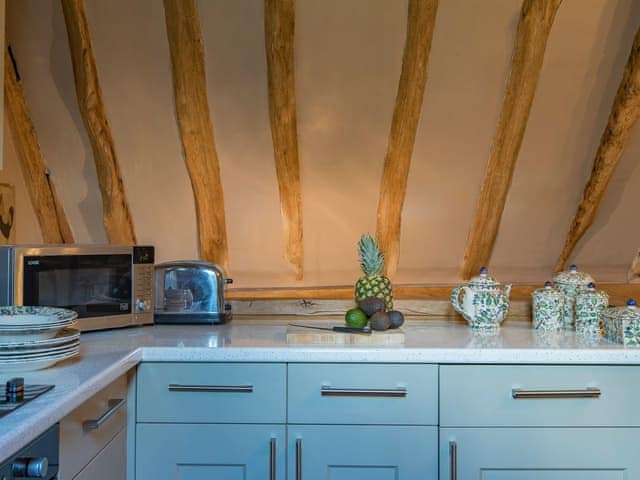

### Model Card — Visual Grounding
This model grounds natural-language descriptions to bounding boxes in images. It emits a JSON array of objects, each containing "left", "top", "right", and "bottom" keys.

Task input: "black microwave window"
[{"left": 22, "top": 254, "right": 132, "bottom": 318}]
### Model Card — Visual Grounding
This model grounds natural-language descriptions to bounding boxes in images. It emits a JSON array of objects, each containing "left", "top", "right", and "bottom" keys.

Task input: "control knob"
[
  {"left": 136, "top": 299, "right": 150, "bottom": 312},
  {"left": 12, "top": 457, "right": 48, "bottom": 479}
]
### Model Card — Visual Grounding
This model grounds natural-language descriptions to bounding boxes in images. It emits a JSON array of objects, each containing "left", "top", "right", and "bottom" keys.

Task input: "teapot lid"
[
  {"left": 602, "top": 299, "right": 640, "bottom": 322},
  {"left": 468, "top": 267, "right": 500, "bottom": 287},
  {"left": 552, "top": 264, "right": 594, "bottom": 286}
]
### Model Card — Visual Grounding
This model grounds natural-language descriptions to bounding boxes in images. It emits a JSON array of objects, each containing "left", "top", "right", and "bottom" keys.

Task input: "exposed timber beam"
[
  {"left": 629, "top": 250, "right": 640, "bottom": 282},
  {"left": 227, "top": 283, "right": 640, "bottom": 306},
  {"left": 163, "top": 0, "right": 229, "bottom": 273},
  {"left": 4, "top": 44, "right": 74, "bottom": 243},
  {"left": 556, "top": 26, "right": 640, "bottom": 272},
  {"left": 461, "top": 0, "right": 562, "bottom": 279},
  {"left": 376, "top": 0, "right": 439, "bottom": 278},
  {"left": 265, "top": 0, "right": 303, "bottom": 280},
  {"left": 61, "top": 0, "right": 136, "bottom": 244}
]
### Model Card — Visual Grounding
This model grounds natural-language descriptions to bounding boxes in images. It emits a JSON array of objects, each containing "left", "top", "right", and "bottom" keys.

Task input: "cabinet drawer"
[
  {"left": 137, "top": 363, "right": 286, "bottom": 423},
  {"left": 288, "top": 363, "right": 437, "bottom": 425},
  {"left": 74, "top": 429, "right": 125, "bottom": 480},
  {"left": 60, "top": 375, "right": 127, "bottom": 480},
  {"left": 440, "top": 365, "right": 640, "bottom": 427}
]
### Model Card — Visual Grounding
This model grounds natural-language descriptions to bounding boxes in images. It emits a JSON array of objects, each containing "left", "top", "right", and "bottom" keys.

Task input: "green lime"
[{"left": 345, "top": 308, "right": 368, "bottom": 328}]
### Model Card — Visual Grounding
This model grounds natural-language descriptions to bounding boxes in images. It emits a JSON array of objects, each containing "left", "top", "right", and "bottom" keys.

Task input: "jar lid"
[
  {"left": 468, "top": 267, "right": 500, "bottom": 288},
  {"left": 576, "top": 282, "right": 609, "bottom": 301},
  {"left": 602, "top": 299, "right": 640, "bottom": 322},
  {"left": 553, "top": 264, "right": 594, "bottom": 286},
  {"left": 532, "top": 281, "right": 563, "bottom": 299}
]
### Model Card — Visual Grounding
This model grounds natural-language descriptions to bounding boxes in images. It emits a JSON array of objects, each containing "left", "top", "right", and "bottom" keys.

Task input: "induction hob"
[{"left": 0, "top": 378, "right": 53, "bottom": 419}]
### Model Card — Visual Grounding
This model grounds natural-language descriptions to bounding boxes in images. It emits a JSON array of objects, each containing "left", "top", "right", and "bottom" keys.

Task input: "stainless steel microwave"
[{"left": 0, "top": 245, "right": 154, "bottom": 331}]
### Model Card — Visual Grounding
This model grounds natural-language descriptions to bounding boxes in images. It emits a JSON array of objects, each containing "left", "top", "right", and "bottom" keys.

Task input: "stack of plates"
[{"left": 0, "top": 306, "right": 80, "bottom": 371}]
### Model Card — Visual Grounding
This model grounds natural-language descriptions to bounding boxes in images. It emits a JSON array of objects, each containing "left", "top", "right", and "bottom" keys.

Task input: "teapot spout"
[{"left": 504, "top": 283, "right": 512, "bottom": 299}]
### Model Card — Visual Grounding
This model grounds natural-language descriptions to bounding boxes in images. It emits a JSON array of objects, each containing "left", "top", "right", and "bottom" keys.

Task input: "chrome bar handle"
[
  {"left": 168, "top": 384, "right": 254, "bottom": 393},
  {"left": 512, "top": 387, "right": 601, "bottom": 399},
  {"left": 320, "top": 386, "right": 408, "bottom": 397},
  {"left": 449, "top": 441, "right": 457, "bottom": 480},
  {"left": 295, "top": 438, "right": 302, "bottom": 480},
  {"left": 269, "top": 438, "right": 276, "bottom": 480},
  {"left": 83, "top": 398, "right": 126, "bottom": 431}
]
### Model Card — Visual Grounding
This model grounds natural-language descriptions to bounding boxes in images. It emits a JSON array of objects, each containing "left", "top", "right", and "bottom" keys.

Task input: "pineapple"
[{"left": 355, "top": 234, "right": 393, "bottom": 311}]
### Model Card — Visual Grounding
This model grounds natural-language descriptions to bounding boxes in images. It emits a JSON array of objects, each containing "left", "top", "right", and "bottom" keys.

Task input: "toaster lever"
[
  {"left": 225, "top": 278, "right": 234, "bottom": 284},
  {"left": 224, "top": 304, "right": 232, "bottom": 311}
]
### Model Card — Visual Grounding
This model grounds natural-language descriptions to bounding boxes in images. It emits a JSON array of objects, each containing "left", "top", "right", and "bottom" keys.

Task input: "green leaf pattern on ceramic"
[
  {"left": 575, "top": 290, "right": 608, "bottom": 336},
  {"left": 553, "top": 283, "right": 587, "bottom": 329},
  {"left": 603, "top": 304, "right": 640, "bottom": 347},
  {"left": 466, "top": 291, "right": 509, "bottom": 330},
  {"left": 532, "top": 286, "right": 564, "bottom": 331}
]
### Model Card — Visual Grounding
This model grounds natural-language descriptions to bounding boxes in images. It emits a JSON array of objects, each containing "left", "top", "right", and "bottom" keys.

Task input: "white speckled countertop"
[{"left": 2, "top": 319, "right": 640, "bottom": 461}]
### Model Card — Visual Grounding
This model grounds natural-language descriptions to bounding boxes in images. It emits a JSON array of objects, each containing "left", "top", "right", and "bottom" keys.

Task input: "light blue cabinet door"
[
  {"left": 440, "top": 428, "right": 640, "bottom": 480},
  {"left": 288, "top": 425, "right": 437, "bottom": 480},
  {"left": 136, "top": 424, "right": 285, "bottom": 480}
]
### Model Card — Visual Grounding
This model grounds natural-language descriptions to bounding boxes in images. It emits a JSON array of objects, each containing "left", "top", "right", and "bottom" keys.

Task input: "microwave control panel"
[{"left": 133, "top": 246, "right": 155, "bottom": 322}]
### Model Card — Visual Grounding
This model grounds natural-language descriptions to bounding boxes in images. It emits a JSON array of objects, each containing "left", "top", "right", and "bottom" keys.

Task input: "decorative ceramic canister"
[
  {"left": 531, "top": 281, "right": 564, "bottom": 331},
  {"left": 602, "top": 299, "right": 640, "bottom": 346},
  {"left": 575, "top": 283, "right": 609, "bottom": 336},
  {"left": 451, "top": 267, "right": 512, "bottom": 330},
  {"left": 552, "top": 264, "right": 594, "bottom": 329}
]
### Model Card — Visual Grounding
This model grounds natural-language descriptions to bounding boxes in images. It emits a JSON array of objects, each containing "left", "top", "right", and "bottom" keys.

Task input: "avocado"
[
  {"left": 388, "top": 310, "right": 405, "bottom": 329},
  {"left": 370, "top": 311, "right": 391, "bottom": 331},
  {"left": 359, "top": 297, "right": 385, "bottom": 317}
]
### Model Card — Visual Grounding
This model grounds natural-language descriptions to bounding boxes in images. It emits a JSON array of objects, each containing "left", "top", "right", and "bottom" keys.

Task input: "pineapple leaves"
[{"left": 358, "top": 234, "right": 384, "bottom": 276}]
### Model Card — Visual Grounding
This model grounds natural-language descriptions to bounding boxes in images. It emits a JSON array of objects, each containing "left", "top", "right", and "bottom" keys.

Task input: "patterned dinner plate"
[
  {"left": 0, "top": 346, "right": 80, "bottom": 372},
  {"left": 0, "top": 339, "right": 80, "bottom": 358},
  {"left": 0, "top": 327, "right": 80, "bottom": 350},
  {"left": 0, "top": 306, "right": 78, "bottom": 328},
  {"left": 0, "top": 321, "right": 78, "bottom": 343}
]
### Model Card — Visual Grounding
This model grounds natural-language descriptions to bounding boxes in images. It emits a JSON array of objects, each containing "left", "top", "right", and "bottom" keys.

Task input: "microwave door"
[{"left": 21, "top": 254, "right": 132, "bottom": 318}]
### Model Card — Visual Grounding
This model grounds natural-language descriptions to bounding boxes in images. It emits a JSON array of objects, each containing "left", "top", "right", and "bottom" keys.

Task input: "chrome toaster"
[{"left": 154, "top": 260, "right": 233, "bottom": 324}]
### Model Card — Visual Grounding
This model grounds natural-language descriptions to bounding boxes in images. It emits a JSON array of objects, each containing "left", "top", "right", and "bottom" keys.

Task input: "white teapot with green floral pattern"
[{"left": 451, "top": 267, "right": 512, "bottom": 330}]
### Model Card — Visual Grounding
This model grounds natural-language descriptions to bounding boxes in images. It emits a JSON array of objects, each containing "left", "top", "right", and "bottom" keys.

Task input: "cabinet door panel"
[
  {"left": 481, "top": 471, "right": 621, "bottom": 480},
  {"left": 136, "top": 424, "right": 285, "bottom": 480},
  {"left": 440, "top": 428, "right": 640, "bottom": 480},
  {"left": 288, "top": 425, "right": 437, "bottom": 480}
]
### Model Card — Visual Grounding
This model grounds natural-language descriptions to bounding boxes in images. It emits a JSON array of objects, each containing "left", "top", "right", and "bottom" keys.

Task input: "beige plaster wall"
[{"left": 3, "top": 0, "right": 640, "bottom": 288}]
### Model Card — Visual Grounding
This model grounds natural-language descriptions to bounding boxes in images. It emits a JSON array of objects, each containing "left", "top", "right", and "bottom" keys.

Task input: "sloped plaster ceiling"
[{"left": 4, "top": 0, "right": 640, "bottom": 287}]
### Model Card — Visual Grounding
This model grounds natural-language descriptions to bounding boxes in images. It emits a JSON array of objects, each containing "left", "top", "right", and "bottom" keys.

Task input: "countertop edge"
[{"left": 0, "top": 348, "right": 142, "bottom": 462}]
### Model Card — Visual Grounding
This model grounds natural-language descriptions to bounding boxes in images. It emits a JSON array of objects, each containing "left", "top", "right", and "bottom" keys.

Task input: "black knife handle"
[{"left": 332, "top": 326, "right": 371, "bottom": 334}]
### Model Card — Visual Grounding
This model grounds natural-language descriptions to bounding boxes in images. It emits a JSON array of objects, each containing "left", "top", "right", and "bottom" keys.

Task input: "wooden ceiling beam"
[
  {"left": 227, "top": 283, "right": 640, "bottom": 305},
  {"left": 4, "top": 45, "right": 74, "bottom": 243},
  {"left": 556, "top": 26, "right": 640, "bottom": 272},
  {"left": 376, "top": 0, "right": 439, "bottom": 278},
  {"left": 163, "top": 0, "right": 230, "bottom": 273},
  {"left": 461, "top": 0, "right": 562, "bottom": 279},
  {"left": 61, "top": 0, "right": 136, "bottom": 245},
  {"left": 265, "top": 0, "right": 303, "bottom": 280},
  {"left": 629, "top": 250, "right": 640, "bottom": 282}
]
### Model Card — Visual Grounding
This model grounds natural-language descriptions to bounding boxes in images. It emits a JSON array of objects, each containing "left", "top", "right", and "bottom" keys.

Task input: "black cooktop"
[{"left": 0, "top": 378, "right": 54, "bottom": 419}]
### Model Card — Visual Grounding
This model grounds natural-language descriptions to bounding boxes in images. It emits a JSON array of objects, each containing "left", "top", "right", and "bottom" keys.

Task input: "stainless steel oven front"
[{"left": 0, "top": 245, "right": 154, "bottom": 331}]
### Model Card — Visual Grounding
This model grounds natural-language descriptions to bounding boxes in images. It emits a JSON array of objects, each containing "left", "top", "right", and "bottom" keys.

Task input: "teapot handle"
[{"left": 450, "top": 286, "right": 465, "bottom": 314}]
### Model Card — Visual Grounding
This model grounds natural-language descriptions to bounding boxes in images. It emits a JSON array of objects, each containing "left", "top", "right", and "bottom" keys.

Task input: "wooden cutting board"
[{"left": 286, "top": 325, "right": 405, "bottom": 345}]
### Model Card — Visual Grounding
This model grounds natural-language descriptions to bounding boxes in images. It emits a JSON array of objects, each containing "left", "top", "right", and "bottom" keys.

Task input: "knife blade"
[{"left": 288, "top": 323, "right": 372, "bottom": 334}]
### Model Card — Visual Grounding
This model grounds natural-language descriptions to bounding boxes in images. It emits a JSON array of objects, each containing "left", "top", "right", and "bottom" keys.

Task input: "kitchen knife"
[{"left": 288, "top": 323, "right": 372, "bottom": 334}]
